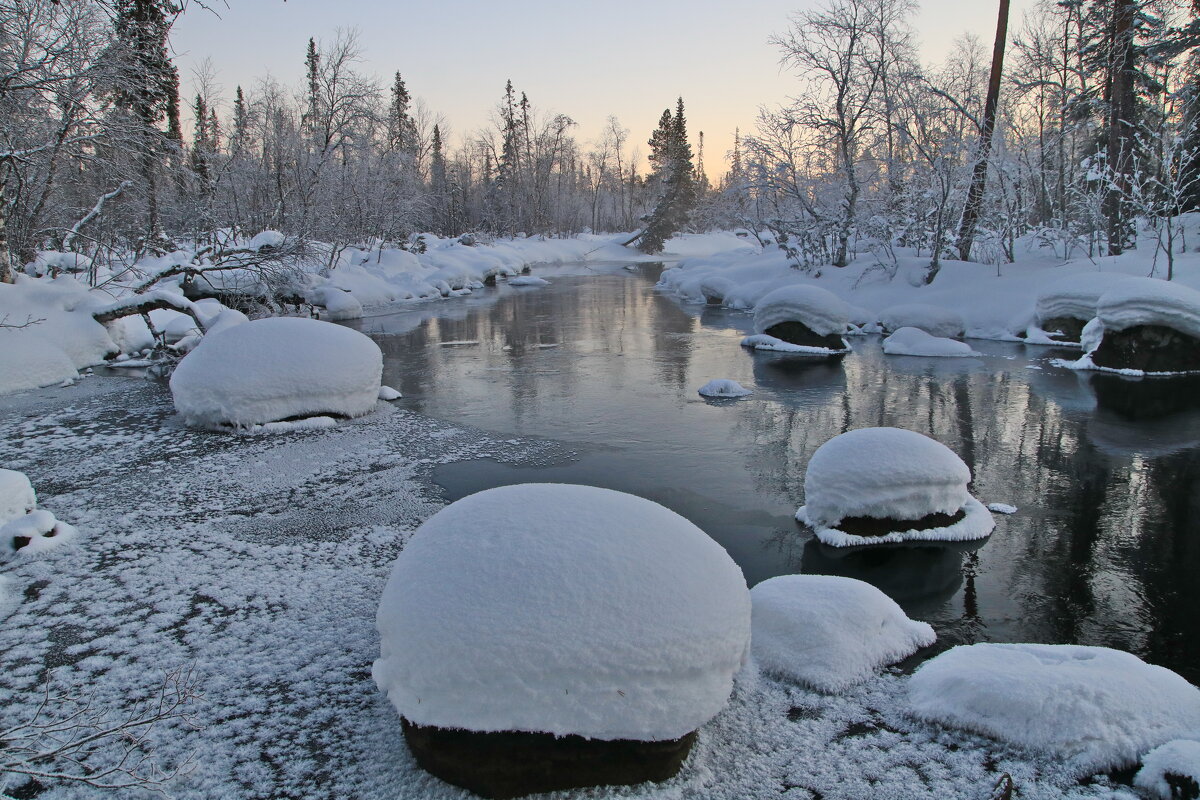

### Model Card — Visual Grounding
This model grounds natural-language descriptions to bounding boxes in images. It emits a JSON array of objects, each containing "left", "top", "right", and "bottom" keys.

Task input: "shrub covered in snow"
[
  {"left": 751, "top": 575, "right": 935, "bottom": 692},
  {"left": 698, "top": 379, "right": 753, "bottom": 398},
  {"left": 796, "top": 427, "right": 994, "bottom": 547},
  {"left": 169, "top": 317, "right": 383, "bottom": 429},
  {"left": 882, "top": 327, "right": 980, "bottom": 358},
  {"left": 909, "top": 643, "right": 1200, "bottom": 775},
  {"left": 878, "top": 304, "right": 965, "bottom": 339},
  {"left": 0, "top": 470, "right": 37, "bottom": 524},
  {"left": 374, "top": 483, "right": 750, "bottom": 742}
]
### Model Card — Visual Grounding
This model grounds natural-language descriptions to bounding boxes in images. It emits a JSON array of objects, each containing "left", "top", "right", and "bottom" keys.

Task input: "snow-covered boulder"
[
  {"left": 909, "top": 643, "right": 1200, "bottom": 775},
  {"left": 878, "top": 304, "right": 965, "bottom": 339},
  {"left": 1031, "top": 273, "right": 1130, "bottom": 345},
  {"left": 698, "top": 379, "right": 753, "bottom": 398},
  {"left": 751, "top": 285, "right": 851, "bottom": 352},
  {"left": 506, "top": 275, "right": 549, "bottom": 287},
  {"left": 1080, "top": 277, "right": 1200, "bottom": 374},
  {"left": 796, "top": 428, "right": 994, "bottom": 547},
  {"left": 751, "top": 575, "right": 935, "bottom": 692},
  {"left": 0, "top": 470, "right": 37, "bottom": 524},
  {"left": 311, "top": 286, "right": 365, "bottom": 321},
  {"left": 700, "top": 276, "right": 735, "bottom": 306},
  {"left": 882, "top": 327, "right": 981, "bottom": 358},
  {"left": 169, "top": 317, "right": 383, "bottom": 429},
  {"left": 374, "top": 483, "right": 750, "bottom": 796},
  {"left": 2, "top": 509, "right": 78, "bottom": 555},
  {"left": 0, "top": 330, "right": 78, "bottom": 395},
  {"left": 1135, "top": 740, "right": 1200, "bottom": 800},
  {"left": 247, "top": 229, "right": 286, "bottom": 252}
]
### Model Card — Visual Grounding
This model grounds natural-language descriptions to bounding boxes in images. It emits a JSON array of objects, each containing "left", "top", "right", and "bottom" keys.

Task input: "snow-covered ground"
[{"left": 0, "top": 375, "right": 1172, "bottom": 800}]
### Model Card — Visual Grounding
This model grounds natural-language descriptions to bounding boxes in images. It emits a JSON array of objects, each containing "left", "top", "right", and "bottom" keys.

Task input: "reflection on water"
[{"left": 350, "top": 270, "right": 1200, "bottom": 682}]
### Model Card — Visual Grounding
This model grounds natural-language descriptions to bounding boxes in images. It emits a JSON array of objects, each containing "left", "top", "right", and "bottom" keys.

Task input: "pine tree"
[
  {"left": 303, "top": 37, "right": 319, "bottom": 137},
  {"left": 388, "top": 72, "right": 417, "bottom": 154},
  {"left": 639, "top": 98, "right": 696, "bottom": 253},
  {"left": 232, "top": 85, "right": 249, "bottom": 156}
]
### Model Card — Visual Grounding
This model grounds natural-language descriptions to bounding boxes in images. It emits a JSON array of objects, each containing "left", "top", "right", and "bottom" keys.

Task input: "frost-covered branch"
[
  {"left": 62, "top": 182, "right": 131, "bottom": 252},
  {"left": 0, "top": 315, "right": 46, "bottom": 329},
  {"left": 91, "top": 290, "right": 205, "bottom": 329},
  {"left": 0, "top": 667, "right": 201, "bottom": 795}
]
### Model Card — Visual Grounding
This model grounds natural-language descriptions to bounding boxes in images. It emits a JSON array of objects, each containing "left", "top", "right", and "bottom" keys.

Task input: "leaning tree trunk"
[
  {"left": 0, "top": 163, "right": 13, "bottom": 284},
  {"left": 956, "top": 0, "right": 1011, "bottom": 263},
  {"left": 1104, "top": 0, "right": 1137, "bottom": 257}
]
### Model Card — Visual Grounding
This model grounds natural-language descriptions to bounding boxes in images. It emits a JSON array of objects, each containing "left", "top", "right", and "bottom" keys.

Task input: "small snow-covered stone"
[
  {"left": 378, "top": 385, "right": 402, "bottom": 401},
  {"left": 312, "top": 286, "right": 365, "bottom": 321},
  {"left": 373, "top": 483, "right": 751, "bottom": 742},
  {"left": 878, "top": 304, "right": 965, "bottom": 339},
  {"left": 507, "top": 275, "right": 549, "bottom": 287},
  {"left": 987, "top": 503, "right": 1018, "bottom": 515},
  {"left": 169, "top": 317, "right": 383, "bottom": 429},
  {"left": 751, "top": 575, "right": 935, "bottom": 692},
  {"left": 3, "top": 509, "right": 78, "bottom": 555},
  {"left": 0, "top": 469, "right": 37, "bottom": 524},
  {"left": 882, "top": 327, "right": 980, "bottom": 357},
  {"left": 909, "top": 643, "right": 1200, "bottom": 775},
  {"left": 698, "top": 379, "right": 752, "bottom": 398},
  {"left": 1135, "top": 740, "right": 1200, "bottom": 800},
  {"left": 797, "top": 427, "right": 994, "bottom": 547}
]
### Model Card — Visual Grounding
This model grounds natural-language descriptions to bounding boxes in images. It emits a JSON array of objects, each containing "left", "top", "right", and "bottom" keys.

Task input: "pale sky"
[{"left": 172, "top": 0, "right": 1038, "bottom": 180}]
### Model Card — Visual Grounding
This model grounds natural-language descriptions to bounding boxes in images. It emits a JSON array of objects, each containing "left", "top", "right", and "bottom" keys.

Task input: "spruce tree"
[
  {"left": 388, "top": 72, "right": 417, "bottom": 154},
  {"left": 639, "top": 98, "right": 696, "bottom": 253}
]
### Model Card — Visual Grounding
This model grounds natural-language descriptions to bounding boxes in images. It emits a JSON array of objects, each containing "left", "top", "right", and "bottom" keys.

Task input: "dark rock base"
[
  {"left": 402, "top": 719, "right": 696, "bottom": 799},
  {"left": 834, "top": 509, "right": 967, "bottom": 539},
  {"left": 1038, "top": 316, "right": 1086, "bottom": 343},
  {"left": 1091, "top": 324, "right": 1200, "bottom": 374},
  {"left": 764, "top": 321, "right": 847, "bottom": 350}
]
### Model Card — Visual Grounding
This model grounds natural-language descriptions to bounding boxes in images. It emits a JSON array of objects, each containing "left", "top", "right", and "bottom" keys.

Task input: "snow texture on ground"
[
  {"left": 882, "top": 327, "right": 981, "bottom": 358},
  {"left": 751, "top": 575, "right": 935, "bottom": 692},
  {"left": 909, "top": 643, "right": 1200, "bottom": 775},
  {"left": 375, "top": 483, "right": 751, "bottom": 741},
  {"left": 1134, "top": 740, "right": 1200, "bottom": 799},
  {"left": 698, "top": 379, "right": 753, "bottom": 398},
  {"left": 0, "top": 377, "right": 1148, "bottom": 799},
  {"left": 169, "top": 317, "right": 383, "bottom": 428}
]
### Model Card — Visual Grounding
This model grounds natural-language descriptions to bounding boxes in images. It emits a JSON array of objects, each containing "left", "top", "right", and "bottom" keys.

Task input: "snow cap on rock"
[
  {"left": 798, "top": 427, "right": 994, "bottom": 546},
  {"left": 753, "top": 285, "right": 851, "bottom": 337},
  {"left": 878, "top": 304, "right": 965, "bottom": 339},
  {"left": 0, "top": 470, "right": 37, "bottom": 524},
  {"left": 751, "top": 575, "right": 935, "bottom": 692},
  {"left": 1035, "top": 273, "right": 1131, "bottom": 324},
  {"left": 373, "top": 483, "right": 751, "bottom": 741},
  {"left": 909, "top": 643, "right": 1200, "bottom": 775},
  {"left": 1097, "top": 277, "right": 1200, "bottom": 340},
  {"left": 882, "top": 327, "right": 980, "bottom": 358},
  {"left": 170, "top": 317, "right": 383, "bottom": 428},
  {"left": 1135, "top": 740, "right": 1200, "bottom": 800},
  {"left": 698, "top": 379, "right": 753, "bottom": 398}
]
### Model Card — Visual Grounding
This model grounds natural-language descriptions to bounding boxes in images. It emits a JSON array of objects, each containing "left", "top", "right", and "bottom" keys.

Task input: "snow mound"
[
  {"left": 1097, "top": 277, "right": 1200, "bottom": 339},
  {"left": 882, "top": 327, "right": 980, "bottom": 358},
  {"left": 878, "top": 304, "right": 965, "bottom": 338},
  {"left": 1135, "top": 740, "right": 1200, "bottom": 799},
  {"left": 987, "top": 503, "right": 1018, "bottom": 515},
  {"left": 378, "top": 386, "right": 402, "bottom": 401},
  {"left": 698, "top": 379, "right": 753, "bottom": 398},
  {"left": 750, "top": 575, "right": 935, "bottom": 692},
  {"left": 0, "top": 330, "right": 78, "bottom": 396},
  {"left": 373, "top": 483, "right": 751, "bottom": 741},
  {"left": 797, "top": 428, "right": 994, "bottom": 547},
  {"left": 740, "top": 334, "right": 849, "bottom": 355},
  {"left": 753, "top": 285, "right": 850, "bottom": 337},
  {"left": 312, "top": 287, "right": 364, "bottom": 321},
  {"left": 0, "top": 469, "right": 37, "bottom": 524},
  {"left": 507, "top": 275, "right": 549, "bottom": 287},
  {"left": 2, "top": 509, "right": 79, "bottom": 555},
  {"left": 169, "top": 317, "right": 383, "bottom": 429},
  {"left": 1035, "top": 273, "right": 1131, "bottom": 324},
  {"left": 247, "top": 230, "right": 286, "bottom": 251},
  {"left": 909, "top": 643, "right": 1200, "bottom": 775}
]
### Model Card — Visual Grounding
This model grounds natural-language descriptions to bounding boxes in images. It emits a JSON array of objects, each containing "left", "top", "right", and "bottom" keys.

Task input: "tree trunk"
[
  {"left": 0, "top": 163, "right": 12, "bottom": 284},
  {"left": 1104, "top": 0, "right": 1137, "bottom": 256},
  {"left": 956, "top": 0, "right": 1011, "bottom": 262}
]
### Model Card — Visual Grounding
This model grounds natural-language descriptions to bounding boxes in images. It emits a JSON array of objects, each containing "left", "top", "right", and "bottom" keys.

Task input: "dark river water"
[{"left": 348, "top": 265, "right": 1200, "bottom": 683}]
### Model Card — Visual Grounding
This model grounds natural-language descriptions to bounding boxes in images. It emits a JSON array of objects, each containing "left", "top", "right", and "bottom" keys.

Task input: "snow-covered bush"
[
  {"left": 882, "top": 327, "right": 980, "bottom": 357},
  {"left": 878, "top": 304, "right": 965, "bottom": 338},
  {"left": 750, "top": 575, "right": 935, "bottom": 692},
  {"left": 169, "top": 317, "right": 383, "bottom": 429},
  {"left": 373, "top": 483, "right": 751, "bottom": 742},
  {"left": 909, "top": 643, "right": 1200, "bottom": 775},
  {"left": 796, "top": 427, "right": 994, "bottom": 547}
]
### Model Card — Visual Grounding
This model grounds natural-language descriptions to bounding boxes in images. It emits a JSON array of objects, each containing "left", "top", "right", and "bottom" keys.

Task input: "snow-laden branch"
[
  {"left": 62, "top": 181, "right": 131, "bottom": 252},
  {"left": 92, "top": 290, "right": 205, "bottom": 329}
]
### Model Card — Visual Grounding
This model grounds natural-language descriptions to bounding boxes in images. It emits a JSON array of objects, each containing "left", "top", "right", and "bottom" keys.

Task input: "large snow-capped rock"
[
  {"left": 1032, "top": 273, "right": 1131, "bottom": 342},
  {"left": 753, "top": 285, "right": 851, "bottom": 338},
  {"left": 909, "top": 643, "right": 1200, "bottom": 775},
  {"left": 0, "top": 470, "right": 36, "bottom": 524},
  {"left": 169, "top": 317, "right": 383, "bottom": 428},
  {"left": 796, "top": 427, "right": 994, "bottom": 547},
  {"left": 373, "top": 483, "right": 751, "bottom": 742},
  {"left": 878, "top": 304, "right": 965, "bottom": 339},
  {"left": 751, "top": 575, "right": 935, "bottom": 692},
  {"left": 1097, "top": 277, "right": 1200, "bottom": 340},
  {"left": 882, "top": 327, "right": 980, "bottom": 358},
  {"left": 1066, "top": 278, "right": 1200, "bottom": 374}
]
